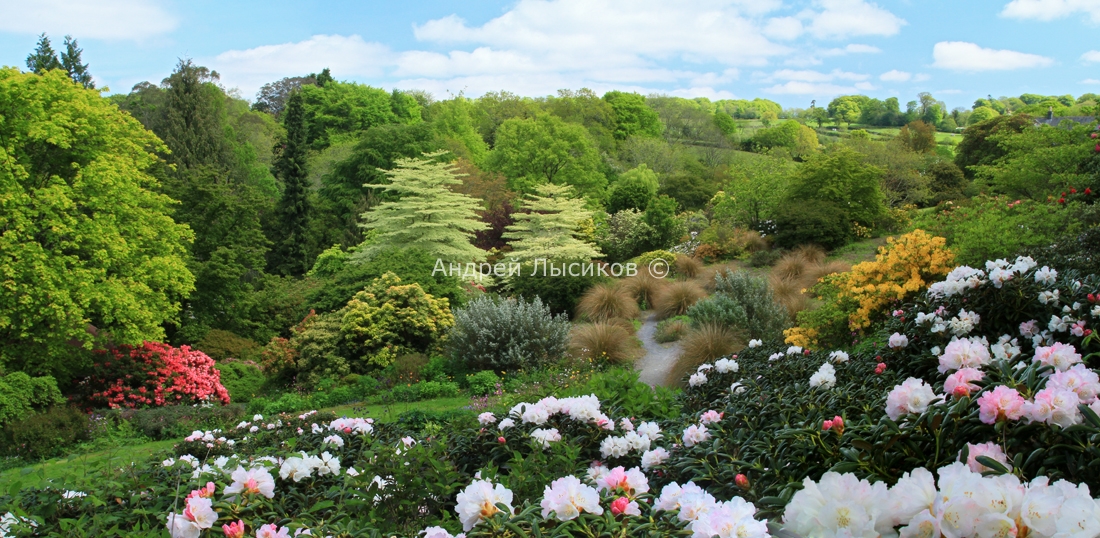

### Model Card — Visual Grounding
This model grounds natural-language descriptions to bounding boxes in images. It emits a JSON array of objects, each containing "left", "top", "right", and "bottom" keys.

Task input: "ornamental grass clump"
[
  {"left": 576, "top": 283, "right": 640, "bottom": 322},
  {"left": 674, "top": 254, "right": 703, "bottom": 279},
  {"left": 622, "top": 272, "right": 666, "bottom": 309},
  {"left": 449, "top": 295, "right": 570, "bottom": 372},
  {"left": 666, "top": 324, "right": 743, "bottom": 386},
  {"left": 653, "top": 281, "right": 706, "bottom": 319},
  {"left": 569, "top": 322, "right": 643, "bottom": 365}
]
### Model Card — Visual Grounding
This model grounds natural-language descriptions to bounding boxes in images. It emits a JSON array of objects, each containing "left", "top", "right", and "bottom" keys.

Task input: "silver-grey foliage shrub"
[
  {"left": 713, "top": 269, "right": 790, "bottom": 340},
  {"left": 448, "top": 295, "right": 570, "bottom": 371}
]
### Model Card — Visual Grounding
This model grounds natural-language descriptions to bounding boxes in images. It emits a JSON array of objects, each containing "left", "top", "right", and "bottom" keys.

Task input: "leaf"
[{"left": 975, "top": 456, "right": 1010, "bottom": 475}]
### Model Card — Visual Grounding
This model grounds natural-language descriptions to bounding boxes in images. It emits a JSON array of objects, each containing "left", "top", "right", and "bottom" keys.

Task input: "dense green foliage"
[{"left": 449, "top": 295, "right": 570, "bottom": 372}]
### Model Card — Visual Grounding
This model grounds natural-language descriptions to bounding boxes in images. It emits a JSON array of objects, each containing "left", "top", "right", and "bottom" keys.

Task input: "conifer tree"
[
  {"left": 60, "top": 35, "right": 94, "bottom": 89},
  {"left": 504, "top": 183, "right": 602, "bottom": 263},
  {"left": 355, "top": 152, "right": 487, "bottom": 263},
  {"left": 270, "top": 90, "right": 312, "bottom": 275},
  {"left": 25, "top": 34, "right": 61, "bottom": 74}
]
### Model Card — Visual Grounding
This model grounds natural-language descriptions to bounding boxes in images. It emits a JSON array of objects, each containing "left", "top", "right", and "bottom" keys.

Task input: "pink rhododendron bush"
[
  {"left": 76, "top": 341, "right": 231, "bottom": 409},
  {"left": 4, "top": 257, "right": 1100, "bottom": 537}
]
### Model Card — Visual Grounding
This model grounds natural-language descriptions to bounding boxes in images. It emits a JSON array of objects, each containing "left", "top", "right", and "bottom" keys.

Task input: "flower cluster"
[
  {"left": 81, "top": 341, "right": 230, "bottom": 409},
  {"left": 784, "top": 463, "right": 1100, "bottom": 538}
]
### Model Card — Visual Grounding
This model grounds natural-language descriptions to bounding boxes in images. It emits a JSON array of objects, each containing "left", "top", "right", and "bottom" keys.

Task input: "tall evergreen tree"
[
  {"left": 269, "top": 91, "right": 312, "bottom": 275},
  {"left": 25, "top": 34, "right": 61, "bottom": 74},
  {"left": 354, "top": 152, "right": 487, "bottom": 263},
  {"left": 60, "top": 35, "right": 94, "bottom": 89}
]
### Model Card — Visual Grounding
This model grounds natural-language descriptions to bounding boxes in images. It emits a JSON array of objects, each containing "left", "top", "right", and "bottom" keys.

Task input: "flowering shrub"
[
  {"left": 785, "top": 229, "right": 955, "bottom": 347},
  {"left": 78, "top": 341, "right": 230, "bottom": 409}
]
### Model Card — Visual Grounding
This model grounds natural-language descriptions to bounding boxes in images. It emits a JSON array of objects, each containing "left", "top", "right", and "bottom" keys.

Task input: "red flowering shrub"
[{"left": 79, "top": 342, "right": 230, "bottom": 409}]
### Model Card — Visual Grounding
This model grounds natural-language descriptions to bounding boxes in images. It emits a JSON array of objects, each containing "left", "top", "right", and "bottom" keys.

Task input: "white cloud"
[
  {"left": 880, "top": 69, "right": 911, "bottom": 82},
  {"left": 913, "top": 73, "right": 931, "bottom": 82},
  {"left": 1082, "top": 50, "right": 1100, "bottom": 63},
  {"left": 1001, "top": 0, "right": 1100, "bottom": 22},
  {"left": 763, "top": 17, "right": 804, "bottom": 40},
  {"left": 931, "top": 41, "right": 1054, "bottom": 71},
  {"left": 1083, "top": 78, "right": 1100, "bottom": 84},
  {"left": 209, "top": 35, "right": 392, "bottom": 97},
  {"left": 801, "top": 0, "right": 907, "bottom": 39},
  {"left": 763, "top": 81, "right": 869, "bottom": 95},
  {"left": 0, "top": 0, "right": 176, "bottom": 40},
  {"left": 762, "top": 68, "right": 870, "bottom": 82}
]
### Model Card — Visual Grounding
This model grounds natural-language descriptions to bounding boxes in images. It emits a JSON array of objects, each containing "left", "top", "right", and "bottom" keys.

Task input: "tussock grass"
[
  {"left": 675, "top": 254, "right": 703, "bottom": 279},
  {"left": 576, "top": 283, "right": 639, "bottom": 322},
  {"left": 768, "top": 248, "right": 851, "bottom": 317},
  {"left": 569, "top": 322, "right": 643, "bottom": 365},
  {"left": 666, "top": 323, "right": 743, "bottom": 386},
  {"left": 655, "top": 318, "right": 690, "bottom": 343},
  {"left": 622, "top": 273, "right": 667, "bottom": 310},
  {"left": 653, "top": 280, "right": 706, "bottom": 319}
]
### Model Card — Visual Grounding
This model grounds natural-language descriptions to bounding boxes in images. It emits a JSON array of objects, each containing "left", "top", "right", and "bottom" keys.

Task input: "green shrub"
[
  {"left": 415, "top": 381, "right": 459, "bottom": 400},
  {"left": 419, "top": 355, "right": 451, "bottom": 383},
  {"left": 258, "top": 393, "right": 311, "bottom": 415},
  {"left": 686, "top": 293, "right": 748, "bottom": 328},
  {"left": 0, "top": 405, "right": 89, "bottom": 460},
  {"left": 713, "top": 269, "right": 791, "bottom": 340},
  {"left": 0, "top": 372, "right": 63, "bottom": 426},
  {"left": 355, "top": 375, "right": 382, "bottom": 398},
  {"left": 306, "top": 245, "right": 466, "bottom": 313},
  {"left": 655, "top": 317, "right": 690, "bottom": 343},
  {"left": 562, "top": 368, "right": 679, "bottom": 420},
  {"left": 630, "top": 250, "right": 677, "bottom": 275},
  {"left": 195, "top": 329, "right": 261, "bottom": 361},
  {"left": 449, "top": 295, "right": 570, "bottom": 372},
  {"left": 114, "top": 404, "right": 247, "bottom": 441},
  {"left": 748, "top": 249, "right": 783, "bottom": 267},
  {"left": 311, "top": 386, "right": 357, "bottom": 408},
  {"left": 215, "top": 361, "right": 266, "bottom": 403},
  {"left": 507, "top": 264, "right": 608, "bottom": 318},
  {"left": 595, "top": 209, "right": 657, "bottom": 262},
  {"left": 772, "top": 199, "right": 852, "bottom": 250},
  {"left": 466, "top": 370, "right": 501, "bottom": 397},
  {"left": 390, "top": 383, "right": 420, "bottom": 402}
]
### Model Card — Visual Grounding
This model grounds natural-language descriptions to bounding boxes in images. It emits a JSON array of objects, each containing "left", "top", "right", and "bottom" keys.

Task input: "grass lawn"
[
  {"left": 0, "top": 439, "right": 177, "bottom": 491},
  {"left": 0, "top": 396, "right": 478, "bottom": 491},
  {"left": 862, "top": 127, "right": 961, "bottom": 144},
  {"left": 828, "top": 236, "right": 887, "bottom": 265}
]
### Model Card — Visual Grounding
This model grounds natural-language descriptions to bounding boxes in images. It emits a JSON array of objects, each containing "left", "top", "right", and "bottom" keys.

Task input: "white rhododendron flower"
[
  {"left": 477, "top": 412, "right": 496, "bottom": 425},
  {"left": 888, "top": 333, "right": 909, "bottom": 349},
  {"left": 641, "top": 447, "right": 670, "bottom": 470},
  {"left": 714, "top": 358, "right": 739, "bottom": 373},
  {"left": 323, "top": 434, "right": 344, "bottom": 448},
  {"left": 786, "top": 346, "right": 803, "bottom": 355},
  {"left": 421, "top": 526, "right": 465, "bottom": 538},
  {"left": 886, "top": 378, "right": 941, "bottom": 421},
  {"left": 316, "top": 452, "right": 340, "bottom": 476},
  {"left": 166, "top": 497, "right": 217, "bottom": 538},
  {"left": 748, "top": 339, "right": 762, "bottom": 348},
  {"left": 1034, "top": 265, "right": 1058, "bottom": 285},
  {"left": 624, "top": 431, "right": 651, "bottom": 452},
  {"left": 530, "top": 428, "right": 562, "bottom": 448},
  {"left": 937, "top": 337, "right": 992, "bottom": 373},
  {"left": 280, "top": 456, "right": 313, "bottom": 482},
  {"left": 682, "top": 424, "right": 710, "bottom": 447},
  {"left": 730, "top": 382, "right": 746, "bottom": 395},
  {"left": 829, "top": 350, "right": 849, "bottom": 363},
  {"left": 1033, "top": 342, "right": 1083, "bottom": 372},
  {"left": 224, "top": 466, "right": 275, "bottom": 499},
  {"left": 540, "top": 475, "right": 603, "bottom": 521},
  {"left": 783, "top": 472, "right": 888, "bottom": 538},
  {"left": 809, "top": 363, "right": 836, "bottom": 389},
  {"left": 689, "top": 372, "right": 707, "bottom": 387},
  {"left": 595, "top": 466, "right": 649, "bottom": 495},
  {"left": 688, "top": 497, "right": 769, "bottom": 538},
  {"left": 600, "top": 436, "right": 631, "bottom": 459},
  {"left": 636, "top": 421, "right": 662, "bottom": 441},
  {"left": 455, "top": 480, "right": 513, "bottom": 531}
]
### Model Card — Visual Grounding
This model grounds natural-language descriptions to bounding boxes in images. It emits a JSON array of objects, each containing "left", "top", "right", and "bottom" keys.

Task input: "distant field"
[{"left": 863, "top": 127, "right": 961, "bottom": 145}]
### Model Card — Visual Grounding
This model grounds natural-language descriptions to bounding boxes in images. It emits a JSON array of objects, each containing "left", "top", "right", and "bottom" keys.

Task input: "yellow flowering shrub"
[
  {"left": 783, "top": 230, "right": 954, "bottom": 347},
  {"left": 341, "top": 272, "right": 454, "bottom": 368},
  {"left": 839, "top": 230, "right": 954, "bottom": 329}
]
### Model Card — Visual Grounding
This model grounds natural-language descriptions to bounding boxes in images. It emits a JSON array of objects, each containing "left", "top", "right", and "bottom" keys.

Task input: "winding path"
[{"left": 635, "top": 311, "right": 681, "bottom": 387}]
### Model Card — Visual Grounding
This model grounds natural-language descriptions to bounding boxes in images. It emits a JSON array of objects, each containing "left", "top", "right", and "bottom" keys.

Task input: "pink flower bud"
[
  {"left": 223, "top": 521, "right": 246, "bottom": 538},
  {"left": 735, "top": 474, "right": 749, "bottom": 489},
  {"left": 611, "top": 496, "right": 630, "bottom": 516},
  {"left": 822, "top": 419, "right": 834, "bottom": 430},
  {"left": 498, "top": 436, "right": 506, "bottom": 443},
  {"left": 875, "top": 363, "right": 887, "bottom": 374}
]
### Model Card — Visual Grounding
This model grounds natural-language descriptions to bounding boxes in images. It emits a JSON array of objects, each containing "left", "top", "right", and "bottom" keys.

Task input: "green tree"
[
  {"left": 60, "top": 35, "right": 93, "bottom": 89},
  {"left": 0, "top": 68, "right": 194, "bottom": 381},
  {"left": 299, "top": 80, "right": 416, "bottom": 148},
  {"left": 808, "top": 107, "right": 830, "bottom": 128},
  {"left": 896, "top": 120, "right": 937, "bottom": 153},
  {"left": 504, "top": 183, "right": 602, "bottom": 262},
  {"left": 607, "top": 164, "right": 659, "bottom": 213},
  {"left": 252, "top": 75, "right": 315, "bottom": 117},
  {"left": 716, "top": 155, "right": 797, "bottom": 229},
  {"left": 124, "top": 60, "right": 276, "bottom": 343},
  {"left": 604, "top": 91, "right": 663, "bottom": 140},
  {"left": 269, "top": 91, "right": 313, "bottom": 275},
  {"left": 827, "top": 96, "right": 862, "bottom": 127},
  {"left": 973, "top": 122, "right": 1095, "bottom": 199},
  {"left": 968, "top": 106, "right": 1000, "bottom": 126},
  {"left": 786, "top": 146, "right": 885, "bottom": 229},
  {"left": 752, "top": 120, "right": 819, "bottom": 158},
  {"left": 488, "top": 114, "right": 607, "bottom": 197},
  {"left": 954, "top": 113, "right": 1032, "bottom": 178},
  {"left": 643, "top": 194, "right": 684, "bottom": 250},
  {"left": 25, "top": 34, "right": 61, "bottom": 74},
  {"left": 355, "top": 152, "right": 487, "bottom": 263},
  {"left": 426, "top": 95, "right": 489, "bottom": 164}
]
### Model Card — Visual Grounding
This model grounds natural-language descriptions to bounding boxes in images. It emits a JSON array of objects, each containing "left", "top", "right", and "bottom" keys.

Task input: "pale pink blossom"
[
  {"left": 885, "top": 378, "right": 941, "bottom": 420},
  {"left": 943, "top": 368, "right": 984, "bottom": 398},
  {"left": 963, "top": 442, "right": 1011, "bottom": 473},
  {"left": 595, "top": 466, "right": 649, "bottom": 496},
  {"left": 1033, "top": 342, "right": 1083, "bottom": 372},
  {"left": 937, "top": 338, "right": 991, "bottom": 373},
  {"left": 682, "top": 424, "right": 711, "bottom": 447},
  {"left": 977, "top": 386, "right": 1026, "bottom": 424},
  {"left": 699, "top": 410, "right": 723, "bottom": 425}
]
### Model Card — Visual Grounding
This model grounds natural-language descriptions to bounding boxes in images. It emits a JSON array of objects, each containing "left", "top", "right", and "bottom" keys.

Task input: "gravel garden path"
[{"left": 635, "top": 311, "right": 681, "bottom": 387}]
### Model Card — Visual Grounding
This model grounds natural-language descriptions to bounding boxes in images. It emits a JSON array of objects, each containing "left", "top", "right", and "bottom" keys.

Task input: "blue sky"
[{"left": 1, "top": 0, "right": 1097, "bottom": 110}]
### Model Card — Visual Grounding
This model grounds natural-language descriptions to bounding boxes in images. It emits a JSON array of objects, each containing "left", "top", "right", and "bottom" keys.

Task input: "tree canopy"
[{"left": 0, "top": 68, "right": 194, "bottom": 381}]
